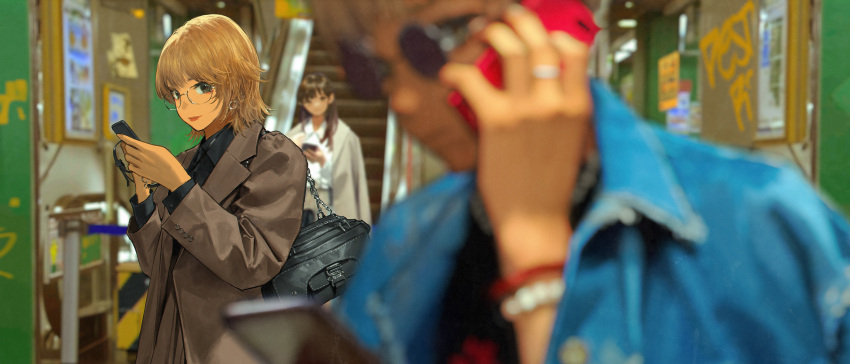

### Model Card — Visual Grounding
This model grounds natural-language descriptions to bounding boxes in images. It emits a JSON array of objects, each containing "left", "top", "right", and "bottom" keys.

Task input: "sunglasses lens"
[
  {"left": 399, "top": 25, "right": 448, "bottom": 79},
  {"left": 338, "top": 40, "right": 385, "bottom": 99}
]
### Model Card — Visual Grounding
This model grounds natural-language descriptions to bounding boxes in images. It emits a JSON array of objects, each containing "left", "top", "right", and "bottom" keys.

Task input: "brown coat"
[
  {"left": 127, "top": 122, "right": 306, "bottom": 363},
  {"left": 287, "top": 119, "right": 372, "bottom": 224}
]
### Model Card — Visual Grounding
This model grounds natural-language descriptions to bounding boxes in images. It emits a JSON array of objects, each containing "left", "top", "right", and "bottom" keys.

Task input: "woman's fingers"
[
  {"left": 551, "top": 31, "right": 591, "bottom": 98},
  {"left": 440, "top": 63, "right": 503, "bottom": 120},
  {"left": 481, "top": 21, "right": 530, "bottom": 94},
  {"left": 125, "top": 151, "right": 144, "bottom": 169},
  {"left": 503, "top": 5, "right": 562, "bottom": 97}
]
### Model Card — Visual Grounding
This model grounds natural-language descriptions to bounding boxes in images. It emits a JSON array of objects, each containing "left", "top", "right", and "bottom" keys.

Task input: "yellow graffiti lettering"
[
  {"left": 0, "top": 227, "right": 18, "bottom": 280},
  {"left": 729, "top": 69, "right": 755, "bottom": 131},
  {"left": 0, "top": 79, "right": 28, "bottom": 125},
  {"left": 700, "top": 1, "right": 757, "bottom": 130}
]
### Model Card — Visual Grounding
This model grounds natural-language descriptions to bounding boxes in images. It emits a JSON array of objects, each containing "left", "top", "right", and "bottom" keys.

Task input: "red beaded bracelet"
[{"left": 489, "top": 262, "right": 566, "bottom": 301}]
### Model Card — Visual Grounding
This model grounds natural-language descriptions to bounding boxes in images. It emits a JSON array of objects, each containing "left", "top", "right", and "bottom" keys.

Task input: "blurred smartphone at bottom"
[{"left": 224, "top": 299, "right": 377, "bottom": 364}]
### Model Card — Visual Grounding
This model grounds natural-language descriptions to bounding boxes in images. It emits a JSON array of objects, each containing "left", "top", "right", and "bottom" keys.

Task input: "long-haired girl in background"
[{"left": 287, "top": 72, "right": 371, "bottom": 224}]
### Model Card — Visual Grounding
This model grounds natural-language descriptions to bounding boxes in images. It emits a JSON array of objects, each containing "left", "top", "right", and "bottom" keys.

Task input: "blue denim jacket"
[{"left": 335, "top": 81, "right": 850, "bottom": 363}]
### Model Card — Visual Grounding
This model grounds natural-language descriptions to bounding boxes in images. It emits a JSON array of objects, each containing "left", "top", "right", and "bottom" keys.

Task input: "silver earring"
[{"left": 228, "top": 100, "right": 238, "bottom": 110}]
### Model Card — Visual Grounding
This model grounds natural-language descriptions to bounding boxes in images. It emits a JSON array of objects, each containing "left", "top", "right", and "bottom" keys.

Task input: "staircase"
[{"left": 299, "top": 32, "right": 388, "bottom": 221}]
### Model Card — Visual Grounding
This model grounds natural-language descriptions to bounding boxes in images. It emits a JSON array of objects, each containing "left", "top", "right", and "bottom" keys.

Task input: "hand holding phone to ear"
[{"left": 440, "top": 7, "right": 594, "bottom": 363}]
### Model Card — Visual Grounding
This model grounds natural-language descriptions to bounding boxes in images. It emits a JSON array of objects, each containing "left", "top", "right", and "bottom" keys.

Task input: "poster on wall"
[
  {"left": 658, "top": 52, "right": 681, "bottom": 112},
  {"left": 667, "top": 80, "right": 695, "bottom": 134},
  {"left": 757, "top": 0, "right": 788, "bottom": 140},
  {"left": 62, "top": 0, "right": 96, "bottom": 141},
  {"left": 103, "top": 84, "right": 129, "bottom": 140}
]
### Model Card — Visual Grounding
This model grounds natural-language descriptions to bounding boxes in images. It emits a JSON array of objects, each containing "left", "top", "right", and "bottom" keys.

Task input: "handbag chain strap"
[{"left": 306, "top": 166, "right": 334, "bottom": 218}]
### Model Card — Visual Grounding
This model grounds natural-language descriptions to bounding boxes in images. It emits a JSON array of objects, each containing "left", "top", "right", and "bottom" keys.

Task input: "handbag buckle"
[{"left": 325, "top": 262, "right": 346, "bottom": 289}]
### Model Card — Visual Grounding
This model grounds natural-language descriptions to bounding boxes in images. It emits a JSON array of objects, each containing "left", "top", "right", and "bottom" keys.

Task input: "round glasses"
[
  {"left": 163, "top": 82, "right": 216, "bottom": 110},
  {"left": 338, "top": 16, "right": 474, "bottom": 100}
]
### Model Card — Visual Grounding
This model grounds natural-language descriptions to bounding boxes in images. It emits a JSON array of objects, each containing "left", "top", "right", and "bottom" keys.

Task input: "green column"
[
  {"left": 149, "top": 54, "right": 196, "bottom": 155},
  {"left": 818, "top": 0, "right": 850, "bottom": 213},
  {"left": 642, "top": 13, "right": 680, "bottom": 125},
  {"left": 0, "top": 2, "right": 34, "bottom": 363}
]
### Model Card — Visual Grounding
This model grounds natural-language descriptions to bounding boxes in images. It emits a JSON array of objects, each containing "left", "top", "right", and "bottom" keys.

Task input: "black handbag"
[{"left": 261, "top": 166, "right": 371, "bottom": 304}]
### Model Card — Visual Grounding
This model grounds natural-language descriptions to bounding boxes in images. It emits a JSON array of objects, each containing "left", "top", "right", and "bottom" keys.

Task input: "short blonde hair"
[{"left": 156, "top": 14, "right": 269, "bottom": 138}]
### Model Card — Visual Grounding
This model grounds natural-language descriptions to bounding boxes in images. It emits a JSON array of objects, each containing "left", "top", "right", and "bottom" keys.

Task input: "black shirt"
[{"left": 436, "top": 157, "right": 601, "bottom": 363}]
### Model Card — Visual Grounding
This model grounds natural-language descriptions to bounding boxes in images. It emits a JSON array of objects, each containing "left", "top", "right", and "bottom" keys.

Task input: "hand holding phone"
[
  {"left": 448, "top": 0, "right": 599, "bottom": 131},
  {"left": 112, "top": 120, "right": 140, "bottom": 141},
  {"left": 439, "top": 4, "right": 594, "bottom": 280},
  {"left": 111, "top": 120, "right": 161, "bottom": 189}
]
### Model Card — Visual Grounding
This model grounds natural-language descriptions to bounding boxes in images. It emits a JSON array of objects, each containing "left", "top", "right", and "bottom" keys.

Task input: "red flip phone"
[{"left": 448, "top": 0, "right": 600, "bottom": 132}]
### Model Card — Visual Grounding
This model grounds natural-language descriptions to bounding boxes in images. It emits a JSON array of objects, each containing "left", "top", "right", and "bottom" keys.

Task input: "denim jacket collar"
[{"left": 587, "top": 80, "right": 707, "bottom": 245}]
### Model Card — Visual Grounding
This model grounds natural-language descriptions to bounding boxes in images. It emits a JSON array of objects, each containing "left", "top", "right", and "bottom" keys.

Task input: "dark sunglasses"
[
  {"left": 338, "top": 16, "right": 475, "bottom": 99},
  {"left": 113, "top": 142, "right": 159, "bottom": 188}
]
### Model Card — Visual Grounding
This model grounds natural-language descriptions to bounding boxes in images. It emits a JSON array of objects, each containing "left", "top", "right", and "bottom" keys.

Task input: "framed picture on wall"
[
  {"left": 103, "top": 84, "right": 129, "bottom": 140},
  {"left": 62, "top": 0, "right": 97, "bottom": 142}
]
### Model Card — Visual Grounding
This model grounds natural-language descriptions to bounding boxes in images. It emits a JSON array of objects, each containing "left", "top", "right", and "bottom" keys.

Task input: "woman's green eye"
[{"left": 193, "top": 82, "right": 214, "bottom": 95}]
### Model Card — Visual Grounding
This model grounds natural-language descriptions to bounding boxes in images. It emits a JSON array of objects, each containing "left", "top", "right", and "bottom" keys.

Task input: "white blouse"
[{"left": 302, "top": 120, "right": 334, "bottom": 190}]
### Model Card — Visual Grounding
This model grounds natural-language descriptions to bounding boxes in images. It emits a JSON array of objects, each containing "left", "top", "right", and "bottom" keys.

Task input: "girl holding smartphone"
[
  {"left": 118, "top": 14, "right": 306, "bottom": 363},
  {"left": 287, "top": 73, "right": 372, "bottom": 225}
]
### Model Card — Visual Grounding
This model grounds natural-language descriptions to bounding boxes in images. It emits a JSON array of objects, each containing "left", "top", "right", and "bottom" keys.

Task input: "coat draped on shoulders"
[
  {"left": 126, "top": 121, "right": 307, "bottom": 364},
  {"left": 287, "top": 119, "right": 372, "bottom": 224}
]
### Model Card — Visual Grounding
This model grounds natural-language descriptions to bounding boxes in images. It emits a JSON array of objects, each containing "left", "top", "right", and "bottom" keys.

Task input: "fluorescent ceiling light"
[{"left": 618, "top": 19, "right": 638, "bottom": 28}]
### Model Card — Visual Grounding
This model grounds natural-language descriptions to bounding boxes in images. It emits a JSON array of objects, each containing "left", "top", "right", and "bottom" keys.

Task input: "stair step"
[
  {"left": 336, "top": 100, "right": 389, "bottom": 118},
  {"left": 365, "top": 157, "right": 384, "bottom": 177},
  {"left": 368, "top": 180, "right": 383, "bottom": 206},
  {"left": 304, "top": 65, "right": 344, "bottom": 81},
  {"left": 360, "top": 137, "right": 386, "bottom": 158},
  {"left": 345, "top": 118, "right": 387, "bottom": 139},
  {"left": 329, "top": 81, "right": 357, "bottom": 99},
  {"left": 371, "top": 202, "right": 382, "bottom": 221},
  {"left": 368, "top": 185, "right": 383, "bottom": 203},
  {"left": 307, "top": 50, "right": 335, "bottom": 66}
]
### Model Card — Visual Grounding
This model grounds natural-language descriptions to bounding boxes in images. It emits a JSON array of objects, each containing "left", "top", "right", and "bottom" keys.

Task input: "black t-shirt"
[
  {"left": 435, "top": 157, "right": 601, "bottom": 363},
  {"left": 435, "top": 210, "right": 519, "bottom": 364}
]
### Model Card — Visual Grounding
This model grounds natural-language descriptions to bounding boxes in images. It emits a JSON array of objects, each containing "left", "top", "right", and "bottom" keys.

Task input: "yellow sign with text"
[
  {"left": 275, "top": 0, "right": 311, "bottom": 19},
  {"left": 659, "top": 52, "right": 680, "bottom": 112}
]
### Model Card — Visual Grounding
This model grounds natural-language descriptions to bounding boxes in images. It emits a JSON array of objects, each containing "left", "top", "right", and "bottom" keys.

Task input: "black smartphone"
[
  {"left": 302, "top": 143, "right": 319, "bottom": 152},
  {"left": 111, "top": 120, "right": 140, "bottom": 140},
  {"left": 223, "top": 299, "right": 377, "bottom": 364}
]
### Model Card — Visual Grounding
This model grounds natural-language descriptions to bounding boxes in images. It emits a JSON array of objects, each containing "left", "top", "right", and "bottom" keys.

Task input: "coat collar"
[
  {"left": 178, "top": 121, "right": 263, "bottom": 204},
  {"left": 586, "top": 80, "right": 707, "bottom": 244}
]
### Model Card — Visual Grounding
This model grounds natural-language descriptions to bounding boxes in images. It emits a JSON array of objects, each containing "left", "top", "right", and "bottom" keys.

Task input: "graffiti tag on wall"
[
  {"left": 0, "top": 227, "right": 18, "bottom": 280},
  {"left": 700, "top": 1, "right": 757, "bottom": 132},
  {"left": 0, "top": 79, "right": 27, "bottom": 126}
]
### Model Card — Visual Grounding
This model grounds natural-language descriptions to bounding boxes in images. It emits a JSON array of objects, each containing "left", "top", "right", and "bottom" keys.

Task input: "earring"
[{"left": 229, "top": 100, "right": 238, "bottom": 110}]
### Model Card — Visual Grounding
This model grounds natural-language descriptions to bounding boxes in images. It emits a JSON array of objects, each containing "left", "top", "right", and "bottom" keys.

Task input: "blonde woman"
[
  {"left": 118, "top": 14, "right": 306, "bottom": 363},
  {"left": 287, "top": 73, "right": 371, "bottom": 224}
]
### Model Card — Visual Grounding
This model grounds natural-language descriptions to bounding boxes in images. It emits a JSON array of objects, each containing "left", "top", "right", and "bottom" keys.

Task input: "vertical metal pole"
[{"left": 60, "top": 219, "right": 80, "bottom": 364}]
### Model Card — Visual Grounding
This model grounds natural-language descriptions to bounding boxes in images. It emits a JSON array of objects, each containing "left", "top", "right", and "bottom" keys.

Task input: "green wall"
[
  {"left": 148, "top": 55, "right": 196, "bottom": 155},
  {"left": 642, "top": 13, "right": 680, "bottom": 125},
  {"left": 149, "top": 15, "right": 195, "bottom": 155},
  {"left": 0, "top": 2, "right": 34, "bottom": 363},
  {"left": 819, "top": 0, "right": 850, "bottom": 213}
]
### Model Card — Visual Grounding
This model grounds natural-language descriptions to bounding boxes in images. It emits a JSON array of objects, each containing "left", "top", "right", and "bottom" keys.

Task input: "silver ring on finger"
[{"left": 532, "top": 65, "right": 560, "bottom": 79}]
